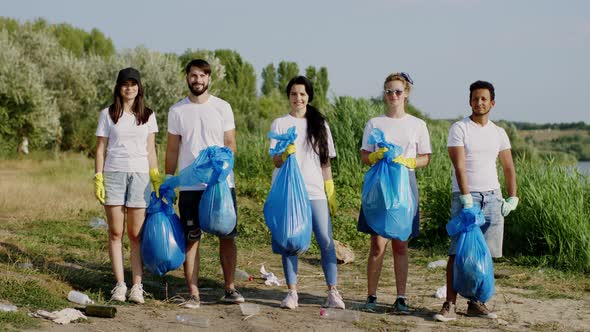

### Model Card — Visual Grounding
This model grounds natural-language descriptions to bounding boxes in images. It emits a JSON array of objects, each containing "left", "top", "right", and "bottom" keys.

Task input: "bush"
[{"left": 503, "top": 157, "right": 590, "bottom": 272}]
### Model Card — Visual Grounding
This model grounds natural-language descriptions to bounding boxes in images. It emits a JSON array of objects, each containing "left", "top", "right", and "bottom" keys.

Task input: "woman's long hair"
[
  {"left": 286, "top": 76, "right": 329, "bottom": 165},
  {"left": 108, "top": 79, "right": 152, "bottom": 125}
]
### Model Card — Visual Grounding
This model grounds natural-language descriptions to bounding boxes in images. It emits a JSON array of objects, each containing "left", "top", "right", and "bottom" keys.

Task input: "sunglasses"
[{"left": 384, "top": 89, "right": 404, "bottom": 97}]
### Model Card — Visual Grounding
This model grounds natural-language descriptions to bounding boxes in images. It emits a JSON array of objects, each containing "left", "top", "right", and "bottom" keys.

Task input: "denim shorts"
[
  {"left": 448, "top": 189, "right": 504, "bottom": 258},
  {"left": 178, "top": 189, "right": 238, "bottom": 242},
  {"left": 103, "top": 171, "right": 151, "bottom": 208},
  {"left": 357, "top": 170, "right": 420, "bottom": 239}
]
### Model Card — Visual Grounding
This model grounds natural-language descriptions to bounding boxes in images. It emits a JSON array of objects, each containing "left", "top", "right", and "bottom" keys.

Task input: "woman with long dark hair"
[
  {"left": 94, "top": 67, "right": 160, "bottom": 304},
  {"left": 269, "top": 76, "right": 344, "bottom": 310}
]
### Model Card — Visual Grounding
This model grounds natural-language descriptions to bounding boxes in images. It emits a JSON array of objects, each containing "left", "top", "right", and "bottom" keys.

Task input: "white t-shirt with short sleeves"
[
  {"left": 167, "top": 96, "right": 235, "bottom": 191},
  {"left": 96, "top": 108, "right": 158, "bottom": 172},
  {"left": 269, "top": 114, "right": 336, "bottom": 200},
  {"left": 361, "top": 114, "right": 432, "bottom": 172},
  {"left": 447, "top": 117, "right": 511, "bottom": 193}
]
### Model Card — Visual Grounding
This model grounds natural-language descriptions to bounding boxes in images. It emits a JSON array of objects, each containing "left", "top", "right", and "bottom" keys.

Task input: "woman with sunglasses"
[
  {"left": 268, "top": 76, "right": 344, "bottom": 310},
  {"left": 358, "top": 72, "right": 432, "bottom": 313},
  {"left": 94, "top": 67, "right": 161, "bottom": 304}
]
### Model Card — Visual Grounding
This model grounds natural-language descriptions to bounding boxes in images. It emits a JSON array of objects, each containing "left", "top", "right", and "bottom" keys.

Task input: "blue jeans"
[
  {"left": 448, "top": 189, "right": 505, "bottom": 257},
  {"left": 282, "top": 199, "right": 337, "bottom": 286}
]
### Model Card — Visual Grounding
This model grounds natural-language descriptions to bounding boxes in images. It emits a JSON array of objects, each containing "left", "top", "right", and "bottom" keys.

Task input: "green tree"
[
  {"left": 316, "top": 67, "right": 329, "bottom": 104},
  {"left": 0, "top": 17, "right": 19, "bottom": 33},
  {"left": 261, "top": 63, "right": 277, "bottom": 96},
  {"left": 0, "top": 29, "right": 61, "bottom": 155},
  {"left": 84, "top": 28, "right": 115, "bottom": 57},
  {"left": 277, "top": 61, "right": 299, "bottom": 94},
  {"left": 213, "top": 49, "right": 259, "bottom": 131},
  {"left": 305, "top": 66, "right": 329, "bottom": 108},
  {"left": 50, "top": 23, "right": 87, "bottom": 57}
]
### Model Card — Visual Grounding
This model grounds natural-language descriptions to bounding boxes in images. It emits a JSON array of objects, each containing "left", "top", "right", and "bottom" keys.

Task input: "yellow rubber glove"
[
  {"left": 94, "top": 173, "right": 105, "bottom": 204},
  {"left": 324, "top": 179, "right": 337, "bottom": 216},
  {"left": 392, "top": 155, "right": 417, "bottom": 169},
  {"left": 368, "top": 147, "right": 389, "bottom": 165},
  {"left": 149, "top": 168, "right": 162, "bottom": 197},
  {"left": 281, "top": 143, "right": 296, "bottom": 162}
]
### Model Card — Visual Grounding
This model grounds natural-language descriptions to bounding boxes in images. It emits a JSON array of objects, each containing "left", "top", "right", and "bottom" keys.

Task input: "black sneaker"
[
  {"left": 220, "top": 289, "right": 245, "bottom": 304},
  {"left": 392, "top": 297, "right": 411, "bottom": 315},
  {"left": 362, "top": 295, "right": 377, "bottom": 312}
]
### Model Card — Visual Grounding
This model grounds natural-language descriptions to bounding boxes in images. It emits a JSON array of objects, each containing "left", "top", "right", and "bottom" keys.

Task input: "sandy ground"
[{"left": 22, "top": 252, "right": 590, "bottom": 332}]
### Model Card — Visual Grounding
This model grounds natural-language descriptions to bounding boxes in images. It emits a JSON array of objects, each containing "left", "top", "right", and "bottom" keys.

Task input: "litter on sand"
[
  {"left": 29, "top": 308, "right": 87, "bottom": 324},
  {"left": 260, "top": 264, "right": 282, "bottom": 286},
  {"left": 435, "top": 284, "right": 447, "bottom": 299}
]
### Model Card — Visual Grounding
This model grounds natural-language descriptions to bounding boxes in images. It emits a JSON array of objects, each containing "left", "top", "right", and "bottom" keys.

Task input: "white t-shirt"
[
  {"left": 168, "top": 96, "right": 235, "bottom": 191},
  {"left": 269, "top": 114, "right": 336, "bottom": 200},
  {"left": 361, "top": 114, "right": 432, "bottom": 172},
  {"left": 96, "top": 108, "right": 158, "bottom": 172},
  {"left": 447, "top": 117, "right": 511, "bottom": 193}
]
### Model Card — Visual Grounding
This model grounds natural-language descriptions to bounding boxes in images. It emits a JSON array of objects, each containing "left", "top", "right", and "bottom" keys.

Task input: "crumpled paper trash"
[
  {"left": 29, "top": 308, "right": 87, "bottom": 324},
  {"left": 434, "top": 284, "right": 447, "bottom": 299},
  {"left": 334, "top": 239, "right": 355, "bottom": 264},
  {"left": 260, "top": 264, "right": 282, "bottom": 286}
]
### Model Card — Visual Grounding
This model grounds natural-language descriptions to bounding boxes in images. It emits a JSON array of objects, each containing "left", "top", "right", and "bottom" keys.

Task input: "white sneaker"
[
  {"left": 110, "top": 282, "right": 127, "bottom": 302},
  {"left": 280, "top": 290, "right": 298, "bottom": 309},
  {"left": 128, "top": 284, "right": 145, "bottom": 304},
  {"left": 324, "top": 288, "right": 345, "bottom": 309}
]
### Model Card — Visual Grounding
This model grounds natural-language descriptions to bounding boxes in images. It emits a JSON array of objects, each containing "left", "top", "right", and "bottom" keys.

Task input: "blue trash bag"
[
  {"left": 446, "top": 206, "right": 495, "bottom": 302},
  {"left": 158, "top": 147, "right": 215, "bottom": 202},
  {"left": 361, "top": 128, "right": 416, "bottom": 241},
  {"left": 158, "top": 146, "right": 237, "bottom": 236},
  {"left": 141, "top": 192, "right": 186, "bottom": 276},
  {"left": 263, "top": 126, "right": 313, "bottom": 256},
  {"left": 198, "top": 147, "right": 236, "bottom": 236}
]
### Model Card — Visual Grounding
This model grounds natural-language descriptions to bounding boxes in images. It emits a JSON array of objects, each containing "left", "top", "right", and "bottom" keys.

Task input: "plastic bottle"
[
  {"left": 0, "top": 303, "right": 17, "bottom": 312},
  {"left": 67, "top": 290, "right": 94, "bottom": 305},
  {"left": 176, "top": 314, "right": 210, "bottom": 327},
  {"left": 427, "top": 259, "right": 447, "bottom": 269},
  {"left": 235, "top": 268, "right": 251, "bottom": 280},
  {"left": 89, "top": 217, "right": 107, "bottom": 229},
  {"left": 319, "top": 308, "right": 360, "bottom": 322},
  {"left": 239, "top": 303, "right": 260, "bottom": 316}
]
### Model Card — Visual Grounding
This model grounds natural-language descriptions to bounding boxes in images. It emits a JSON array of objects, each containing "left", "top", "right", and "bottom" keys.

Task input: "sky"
[{"left": 2, "top": 0, "right": 589, "bottom": 123}]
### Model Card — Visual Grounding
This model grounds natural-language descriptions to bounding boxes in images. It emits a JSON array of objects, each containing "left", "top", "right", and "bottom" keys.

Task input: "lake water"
[{"left": 578, "top": 161, "right": 590, "bottom": 174}]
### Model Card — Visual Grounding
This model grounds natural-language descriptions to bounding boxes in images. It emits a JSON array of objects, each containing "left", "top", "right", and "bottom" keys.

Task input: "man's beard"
[{"left": 188, "top": 82, "right": 208, "bottom": 96}]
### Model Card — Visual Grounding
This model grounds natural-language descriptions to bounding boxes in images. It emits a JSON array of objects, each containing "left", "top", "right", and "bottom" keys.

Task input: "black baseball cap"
[{"left": 116, "top": 67, "right": 141, "bottom": 85}]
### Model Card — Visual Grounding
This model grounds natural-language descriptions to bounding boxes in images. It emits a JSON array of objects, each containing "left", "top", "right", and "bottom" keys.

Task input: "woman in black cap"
[{"left": 94, "top": 67, "right": 161, "bottom": 304}]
